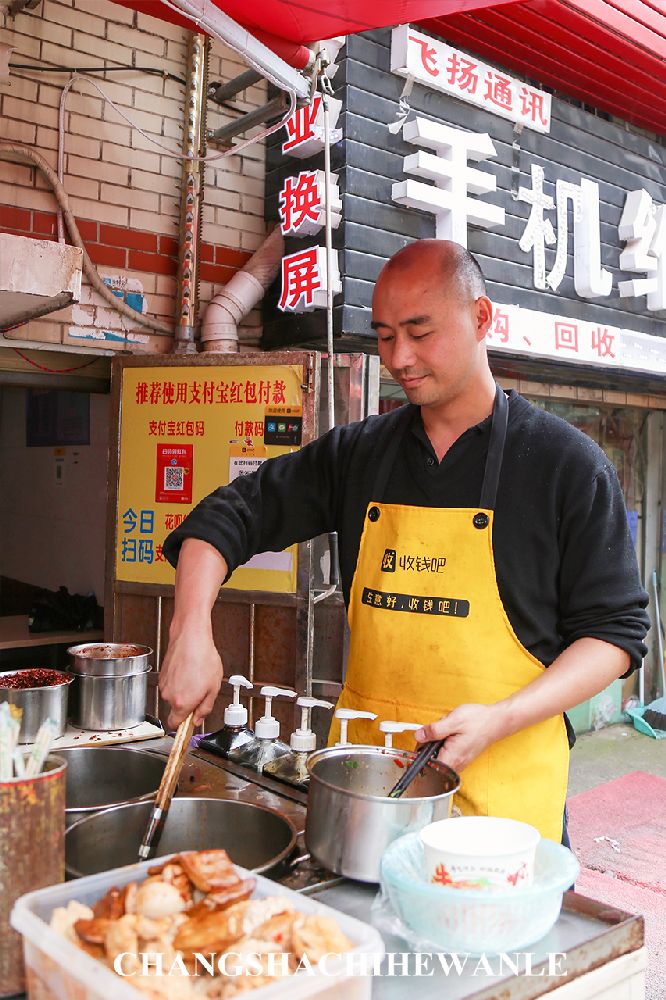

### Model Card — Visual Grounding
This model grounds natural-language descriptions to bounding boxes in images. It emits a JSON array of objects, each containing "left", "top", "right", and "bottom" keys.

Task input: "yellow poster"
[{"left": 115, "top": 364, "right": 304, "bottom": 592}]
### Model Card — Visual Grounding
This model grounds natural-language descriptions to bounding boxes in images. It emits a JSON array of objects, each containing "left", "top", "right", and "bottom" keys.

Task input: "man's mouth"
[{"left": 399, "top": 374, "right": 428, "bottom": 389}]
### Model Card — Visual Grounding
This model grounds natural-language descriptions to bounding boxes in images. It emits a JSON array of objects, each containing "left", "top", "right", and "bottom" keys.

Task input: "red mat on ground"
[
  {"left": 568, "top": 772, "right": 666, "bottom": 1000},
  {"left": 567, "top": 770, "right": 666, "bottom": 892}
]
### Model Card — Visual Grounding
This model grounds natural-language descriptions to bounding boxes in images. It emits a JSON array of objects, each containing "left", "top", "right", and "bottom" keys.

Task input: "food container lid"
[{"left": 67, "top": 643, "right": 152, "bottom": 676}]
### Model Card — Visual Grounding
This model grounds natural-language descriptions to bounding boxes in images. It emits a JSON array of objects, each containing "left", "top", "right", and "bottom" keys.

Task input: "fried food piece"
[
  {"left": 177, "top": 850, "right": 240, "bottom": 892},
  {"left": 159, "top": 862, "right": 194, "bottom": 905},
  {"left": 132, "top": 973, "right": 195, "bottom": 999},
  {"left": 250, "top": 911, "right": 297, "bottom": 950},
  {"left": 74, "top": 917, "right": 112, "bottom": 946},
  {"left": 92, "top": 885, "right": 127, "bottom": 920},
  {"left": 187, "top": 878, "right": 257, "bottom": 918},
  {"left": 174, "top": 903, "right": 248, "bottom": 955},
  {"left": 292, "top": 914, "right": 353, "bottom": 963},
  {"left": 104, "top": 914, "right": 139, "bottom": 970},
  {"left": 50, "top": 901, "right": 94, "bottom": 945}
]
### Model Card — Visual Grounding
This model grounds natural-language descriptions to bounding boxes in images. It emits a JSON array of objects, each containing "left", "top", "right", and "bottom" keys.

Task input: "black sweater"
[{"left": 164, "top": 391, "right": 650, "bottom": 676}]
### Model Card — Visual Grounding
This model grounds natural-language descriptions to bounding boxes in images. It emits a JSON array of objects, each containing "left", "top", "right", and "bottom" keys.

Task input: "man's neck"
[{"left": 420, "top": 376, "right": 497, "bottom": 462}]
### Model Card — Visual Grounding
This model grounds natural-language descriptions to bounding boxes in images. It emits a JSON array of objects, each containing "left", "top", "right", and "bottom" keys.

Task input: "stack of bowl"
[
  {"left": 380, "top": 816, "right": 580, "bottom": 954},
  {"left": 66, "top": 643, "right": 152, "bottom": 731}
]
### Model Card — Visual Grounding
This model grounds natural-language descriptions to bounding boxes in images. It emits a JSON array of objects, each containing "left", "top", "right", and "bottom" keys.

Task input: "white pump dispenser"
[
  {"left": 254, "top": 686, "right": 297, "bottom": 740},
  {"left": 379, "top": 720, "right": 422, "bottom": 748},
  {"left": 290, "top": 697, "right": 334, "bottom": 752},
  {"left": 224, "top": 674, "right": 253, "bottom": 727},
  {"left": 334, "top": 708, "right": 377, "bottom": 746}
]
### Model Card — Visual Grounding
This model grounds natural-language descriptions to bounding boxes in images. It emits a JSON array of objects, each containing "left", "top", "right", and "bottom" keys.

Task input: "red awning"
[
  {"left": 114, "top": 0, "right": 666, "bottom": 136},
  {"left": 423, "top": 0, "right": 666, "bottom": 136},
  {"left": 113, "top": 0, "right": 520, "bottom": 45}
]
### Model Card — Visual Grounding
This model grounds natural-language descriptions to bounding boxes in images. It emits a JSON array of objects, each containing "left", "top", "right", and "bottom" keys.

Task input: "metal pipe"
[
  {"left": 320, "top": 82, "right": 340, "bottom": 593},
  {"left": 208, "top": 70, "right": 262, "bottom": 104},
  {"left": 208, "top": 95, "right": 287, "bottom": 144},
  {"left": 173, "top": 32, "right": 208, "bottom": 353}
]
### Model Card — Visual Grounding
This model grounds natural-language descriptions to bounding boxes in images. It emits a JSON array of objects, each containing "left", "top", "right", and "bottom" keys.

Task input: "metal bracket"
[
  {"left": 208, "top": 70, "right": 262, "bottom": 105},
  {"left": 207, "top": 92, "right": 290, "bottom": 145}
]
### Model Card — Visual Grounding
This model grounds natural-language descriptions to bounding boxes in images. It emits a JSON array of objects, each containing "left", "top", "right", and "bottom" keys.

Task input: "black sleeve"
[
  {"left": 556, "top": 454, "right": 650, "bottom": 674},
  {"left": 162, "top": 421, "right": 360, "bottom": 577}
]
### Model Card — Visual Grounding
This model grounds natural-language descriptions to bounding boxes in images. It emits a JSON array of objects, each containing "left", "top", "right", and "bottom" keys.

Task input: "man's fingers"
[{"left": 416, "top": 717, "right": 451, "bottom": 743}]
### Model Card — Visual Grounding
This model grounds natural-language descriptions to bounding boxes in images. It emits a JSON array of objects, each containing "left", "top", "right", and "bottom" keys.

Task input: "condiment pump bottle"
[
  {"left": 379, "top": 720, "right": 422, "bottom": 748},
  {"left": 263, "top": 696, "right": 333, "bottom": 788},
  {"left": 334, "top": 708, "right": 377, "bottom": 746},
  {"left": 198, "top": 674, "right": 254, "bottom": 759},
  {"left": 227, "top": 686, "right": 296, "bottom": 771}
]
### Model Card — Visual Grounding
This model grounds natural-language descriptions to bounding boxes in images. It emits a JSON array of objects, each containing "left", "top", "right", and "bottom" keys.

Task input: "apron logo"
[
  {"left": 381, "top": 550, "right": 447, "bottom": 573},
  {"left": 381, "top": 548, "right": 396, "bottom": 572},
  {"left": 362, "top": 587, "right": 469, "bottom": 618}
]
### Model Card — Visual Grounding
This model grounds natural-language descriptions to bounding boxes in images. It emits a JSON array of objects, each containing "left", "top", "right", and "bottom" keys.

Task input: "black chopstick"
[{"left": 387, "top": 739, "right": 445, "bottom": 798}]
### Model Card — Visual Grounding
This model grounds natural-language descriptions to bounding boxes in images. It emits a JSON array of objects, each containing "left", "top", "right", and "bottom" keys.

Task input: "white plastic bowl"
[
  {"left": 381, "top": 833, "right": 579, "bottom": 955},
  {"left": 420, "top": 815, "right": 541, "bottom": 889}
]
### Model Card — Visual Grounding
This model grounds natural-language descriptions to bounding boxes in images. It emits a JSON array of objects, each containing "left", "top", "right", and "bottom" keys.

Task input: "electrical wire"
[
  {"left": 0, "top": 140, "right": 174, "bottom": 335},
  {"left": 12, "top": 348, "right": 102, "bottom": 373},
  {"left": 9, "top": 63, "right": 187, "bottom": 85},
  {"left": 8, "top": 63, "right": 243, "bottom": 115}
]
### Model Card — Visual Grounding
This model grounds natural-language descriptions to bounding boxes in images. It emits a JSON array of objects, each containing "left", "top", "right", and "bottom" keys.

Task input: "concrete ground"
[{"left": 568, "top": 721, "right": 666, "bottom": 795}]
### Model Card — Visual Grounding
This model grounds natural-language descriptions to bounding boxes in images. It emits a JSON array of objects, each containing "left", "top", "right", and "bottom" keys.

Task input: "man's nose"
[{"left": 390, "top": 334, "right": 417, "bottom": 370}]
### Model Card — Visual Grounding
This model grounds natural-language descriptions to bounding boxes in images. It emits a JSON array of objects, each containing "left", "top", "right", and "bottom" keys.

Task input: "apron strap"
[
  {"left": 372, "top": 404, "right": 414, "bottom": 502},
  {"left": 479, "top": 383, "right": 509, "bottom": 511},
  {"left": 371, "top": 385, "right": 509, "bottom": 510}
]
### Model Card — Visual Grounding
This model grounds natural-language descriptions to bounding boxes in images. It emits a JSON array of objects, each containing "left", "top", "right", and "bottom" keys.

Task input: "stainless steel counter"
[{"left": 135, "top": 737, "right": 646, "bottom": 998}]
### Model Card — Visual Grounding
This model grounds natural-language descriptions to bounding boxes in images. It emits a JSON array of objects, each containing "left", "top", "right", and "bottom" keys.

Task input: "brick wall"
[{"left": 0, "top": 0, "right": 267, "bottom": 351}]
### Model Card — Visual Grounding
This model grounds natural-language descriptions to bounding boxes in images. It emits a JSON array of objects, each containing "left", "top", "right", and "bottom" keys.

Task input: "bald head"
[{"left": 377, "top": 240, "right": 486, "bottom": 301}]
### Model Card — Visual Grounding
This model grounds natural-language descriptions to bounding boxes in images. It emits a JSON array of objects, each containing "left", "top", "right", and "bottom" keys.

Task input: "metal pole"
[{"left": 173, "top": 32, "right": 208, "bottom": 353}]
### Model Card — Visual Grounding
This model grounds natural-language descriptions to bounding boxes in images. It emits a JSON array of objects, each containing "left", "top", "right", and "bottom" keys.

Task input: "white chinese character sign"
[
  {"left": 391, "top": 26, "right": 552, "bottom": 134},
  {"left": 278, "top": 170, "right": 342, "bottom": 237},
  {"left": 392, "top": 118, "right": 505, "bottom": 247},
  {"left": 618, "top": 189, "right": 666, "bottom": 312},
  {"left": 518, "top": 166, "right": 612, "bottom": 298},
  {"left": 278, "top": 246, "right": 342, "bottom": 313}
]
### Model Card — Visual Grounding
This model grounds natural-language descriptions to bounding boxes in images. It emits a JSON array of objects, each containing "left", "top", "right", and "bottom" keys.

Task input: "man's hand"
[
  {"left": 159, "top": 538, "right": 229, "bottom": 729},
  {"left": 159, "top": 624, "right": 224, "bottom": 729},
  {"left": 415, "top": 637, "right": 631, "bottom": 773},
  {"left": 415, "top": 703, "right": 504, "bottom": 773}
]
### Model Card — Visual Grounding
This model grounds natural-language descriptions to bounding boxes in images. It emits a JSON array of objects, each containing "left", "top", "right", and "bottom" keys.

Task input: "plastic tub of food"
[
  {"left": 12, "top": 854, "right": 385, "bottom": 1000},
  {"left": 380, "top": 832, "right": 579, "bottom": 955}
]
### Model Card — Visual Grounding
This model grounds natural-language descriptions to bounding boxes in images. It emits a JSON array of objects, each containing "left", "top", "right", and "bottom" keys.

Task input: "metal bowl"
[
  {"left": 306, "top": 744, "right": 461, "bottom": 883},
  {"left": 68, "top": 667, "right": 151, "bottom": 731},
  {"left": 0, "top": 669, "right": 74, "bottom": 743},
  {"left": 58, "top": 746, "right": 167, "bottom": 821},
  {"left": 65, "top": 797, "right": 298, "bottom": 878},
  {"left": 67, "top": 642, "right": 152, "bottom": 677}
]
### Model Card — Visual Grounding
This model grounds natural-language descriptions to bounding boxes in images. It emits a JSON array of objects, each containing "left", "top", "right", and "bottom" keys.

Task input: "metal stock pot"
[
  {"left": 66, "top": 643, "right": 152, "bottom": 731},
  {"left": 305, "top": 744, "right": 460, "bottom": 883}
]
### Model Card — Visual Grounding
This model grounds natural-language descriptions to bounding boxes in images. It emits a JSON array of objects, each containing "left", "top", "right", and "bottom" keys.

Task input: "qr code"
[{"left": 164, "top": 466, "right": 184, "bottom": 491}]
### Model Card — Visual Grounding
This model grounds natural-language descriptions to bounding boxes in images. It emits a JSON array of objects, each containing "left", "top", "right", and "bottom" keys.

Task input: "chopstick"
[
  {"left": 138, "top": 712, "right": 195, "bottom": 860},
  {"left": 387, "top": 739, "right": 445, "bottom": 799}
]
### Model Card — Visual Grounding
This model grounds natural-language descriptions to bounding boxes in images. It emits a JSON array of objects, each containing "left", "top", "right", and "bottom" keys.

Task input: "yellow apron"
[{"left": 328, "top": 385, "right": 569, "bottom": 841}]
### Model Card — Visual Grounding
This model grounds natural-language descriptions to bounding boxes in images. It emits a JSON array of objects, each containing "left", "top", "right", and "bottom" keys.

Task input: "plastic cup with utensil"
[{"left": 420, "top": 815, "right": 541, "bottom": 890}]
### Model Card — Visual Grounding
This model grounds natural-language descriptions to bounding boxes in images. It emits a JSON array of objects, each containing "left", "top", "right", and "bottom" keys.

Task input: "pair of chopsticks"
[
  {"left": 138, "top": 712, "right": 195, "bottom": 860},
  {"left": 387, "top": 739, "right": 445, "bottom": 799}
]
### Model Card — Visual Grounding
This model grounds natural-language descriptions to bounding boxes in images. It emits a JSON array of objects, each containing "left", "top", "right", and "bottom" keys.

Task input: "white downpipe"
[{"left": 200, "top": 226, "right": 284, "bottom": 352}]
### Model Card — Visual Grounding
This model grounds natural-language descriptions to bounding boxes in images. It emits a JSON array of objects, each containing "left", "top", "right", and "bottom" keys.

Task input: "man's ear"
[{"left": 475, "top": 296, "right": 493, "bottom": 341}]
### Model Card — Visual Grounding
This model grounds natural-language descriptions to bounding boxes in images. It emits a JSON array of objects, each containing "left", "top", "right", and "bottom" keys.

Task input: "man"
[{"left": 161, "top": 240, "right": 649, "bottom": 841}]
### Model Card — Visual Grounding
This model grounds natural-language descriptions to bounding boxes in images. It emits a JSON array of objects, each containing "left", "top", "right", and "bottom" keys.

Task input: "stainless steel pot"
[
  {"left": 68, "top": 666, "right": 151, "bottom": 731},
  {"left": 305, "top": 745, "right": 460, "bottom": 883},
  {"left": 67, "top": 643, "right": 152, "bottom": 676},
  {"left": 65, "top": 797, "right": 298, "bottom": 878},
  {"left": 0, "top": 670, "right": 73, "bottom": 743},
  {"left": 59, "top": 746, "right": 167, "bottom": 821}
]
